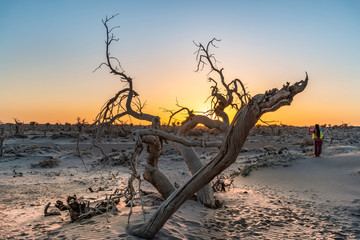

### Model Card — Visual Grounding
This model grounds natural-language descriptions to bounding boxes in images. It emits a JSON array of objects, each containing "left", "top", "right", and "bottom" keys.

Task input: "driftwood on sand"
[{"left": 53, "top": 195, "right": 120, "bottom": 222}]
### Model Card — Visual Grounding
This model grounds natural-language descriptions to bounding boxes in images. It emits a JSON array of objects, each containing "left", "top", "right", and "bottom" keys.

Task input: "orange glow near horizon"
[
  {"left": 0, "top": 67, "right": 359, "bottom": 127},
  {"left": 1, "top": 66, "right": 359, "bottom": 126},
  {"left": 1, "top": 94, "right": 359, "bottom": 127}
]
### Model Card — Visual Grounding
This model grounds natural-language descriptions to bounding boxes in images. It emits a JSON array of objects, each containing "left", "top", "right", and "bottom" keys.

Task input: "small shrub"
[
  {"left": 300, "top": 138, "right": 313, "bottom": 148},
  {"left": 31, "top": 158, "right": 61, "bottom": 168},
  {"left": 82, "top": 151, "right": 93, "bottom": 157}
]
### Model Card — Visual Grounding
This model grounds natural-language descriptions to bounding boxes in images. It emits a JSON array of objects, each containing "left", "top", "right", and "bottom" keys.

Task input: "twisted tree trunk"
[
  {"left": 172, "top": 116, "right": 228, "bottom": 208},
  {"left": 142, "top": 135, "right": 176, "bottom": 199},
  {"left": 173, "top": 143, "right": 215, "bottom": 207}
]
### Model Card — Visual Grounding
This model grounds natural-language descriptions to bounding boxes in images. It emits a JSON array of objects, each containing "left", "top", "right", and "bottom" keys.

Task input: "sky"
[{"left": 0, "top": 0, "right": 359, "bottom": 126}]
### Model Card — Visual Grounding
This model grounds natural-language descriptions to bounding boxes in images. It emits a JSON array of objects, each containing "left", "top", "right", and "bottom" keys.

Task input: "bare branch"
[
  {"left": 193, "top": 39, "right": 251, "bottom": 126},
  {"left": 165, "top": 107, "right": 193, "bottom": 126},
  {"left": 92, "top": 62, "right": 109, "bottom": 73},
  {"left": 255, "top": 72, "right": 308, "bottom": 115},
  {"left": 103, "top": 14, "right": 120, "bottom": 24},
  {"left": 134, "top": 129, "right": 221, "bottom": 148},
  {"left": 95, "top": 14, "right": 159, "bottom": 125}
]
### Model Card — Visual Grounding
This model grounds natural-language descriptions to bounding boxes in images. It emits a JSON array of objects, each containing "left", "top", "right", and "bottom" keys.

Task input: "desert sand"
[{"left": 0, "top": 124, "right": 359, "bottom": 239}]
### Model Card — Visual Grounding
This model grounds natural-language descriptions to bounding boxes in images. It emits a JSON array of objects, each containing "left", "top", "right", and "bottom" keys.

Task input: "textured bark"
[
  {"left": 173, "top": 114, "right": 229, "bottom": 207},
  {"left": 173, "top": 113, "right": 230, "bottom": 207},
  {"left": 133, "top": 129, "right": 220, "bottom": 148},
  {"left": 173, "top": 143, "right": 215, "bottom": 207},
  {"left": 142, "top": 135, "right": 176, "bottom": 199},
  {"left": 179, "top": 115, "right": 228, "bottom": 136}
]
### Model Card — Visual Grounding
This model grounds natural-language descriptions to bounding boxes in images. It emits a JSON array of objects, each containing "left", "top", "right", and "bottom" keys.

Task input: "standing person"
[{"left": 308, "top": 124, "right": 323, "bottom": 157}]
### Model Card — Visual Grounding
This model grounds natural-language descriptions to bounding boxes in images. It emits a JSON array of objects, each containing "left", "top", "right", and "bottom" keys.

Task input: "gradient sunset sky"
[{"left": 1, "top": 0, "right": 359, "bottom": 126}]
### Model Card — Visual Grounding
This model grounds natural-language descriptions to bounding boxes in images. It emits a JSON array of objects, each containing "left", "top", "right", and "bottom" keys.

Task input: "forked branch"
[{"left": 169, "top": 39, "right": 250, "bottom": 135}]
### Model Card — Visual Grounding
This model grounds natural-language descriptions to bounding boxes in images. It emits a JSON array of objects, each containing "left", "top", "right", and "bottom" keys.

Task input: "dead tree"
[
  {"left": 94, "top": 15, "right": 177, "bottom": 202},
  {"left": 13, "top": 118, "right": 23, "bottom": 136},
  {"left": 76, "top": 117, "right": 88, "bottom": 170},
  {"left": 95, "top": 17, "right": 231, "bottom": 208},
  {"left": 94, "top": 16, "right": 308, "bottom": 238},
  {"left": 134, "top": 75, "right": 308, "bottom": 238},
  {"left": 43, "top": 123, "right": 51, "bottom": 137},
  {"left": 0, "top": 127, "right": 6, "bottom": 157}
]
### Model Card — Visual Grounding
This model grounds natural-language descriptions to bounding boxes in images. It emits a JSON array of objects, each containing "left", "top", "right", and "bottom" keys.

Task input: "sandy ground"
[{"left": 0, "top": 125, "right": 359, "bottom": 239}]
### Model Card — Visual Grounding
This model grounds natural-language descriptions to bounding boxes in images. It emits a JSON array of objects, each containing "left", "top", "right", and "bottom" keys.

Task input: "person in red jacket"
[{"left": 308, "top": 124, "right": 323, "bottom": 157}]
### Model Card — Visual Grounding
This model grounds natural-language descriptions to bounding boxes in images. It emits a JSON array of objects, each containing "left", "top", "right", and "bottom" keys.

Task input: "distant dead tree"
[
  {"left": 30, "top": 121, "right": 38, "bottom": 128},
  {"left": 76, "top": 117, "right": 88, "bottom": 170},
  {"left": 43, "top": 123, "right": 51, "bottom": 137},
  {"left": 13, "top": 118, "right": 23, "bottom": 135},
  {"left": 0, "top": 127, "right": 6, "bottom": 157},
  {"left": 94, "top": 15, "right": 308, "bottom": 238}
]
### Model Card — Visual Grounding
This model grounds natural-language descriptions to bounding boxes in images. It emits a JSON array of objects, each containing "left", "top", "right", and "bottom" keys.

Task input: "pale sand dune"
[
  {"left": 238, "top": 152, "right": 360, "bottom": 204},
  {"left": 229, "top": 152, "right": 360, "bottom": 239}
]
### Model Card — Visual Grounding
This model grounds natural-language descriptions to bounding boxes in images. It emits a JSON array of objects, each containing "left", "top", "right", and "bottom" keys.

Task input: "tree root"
[{"left": 44, "top": 202, "right": 61, "bottom": 216}]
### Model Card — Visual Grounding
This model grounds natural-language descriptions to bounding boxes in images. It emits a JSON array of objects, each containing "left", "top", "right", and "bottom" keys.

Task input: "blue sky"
[{"left": 1, "top": 0, "right": 359, "bottom": 125}]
